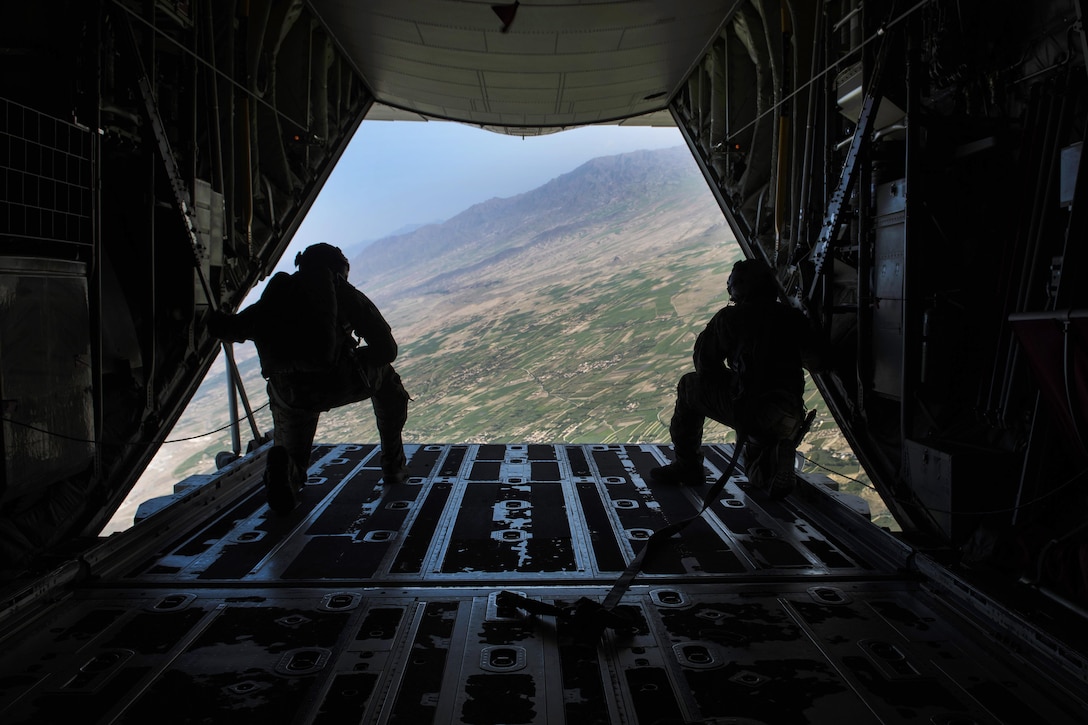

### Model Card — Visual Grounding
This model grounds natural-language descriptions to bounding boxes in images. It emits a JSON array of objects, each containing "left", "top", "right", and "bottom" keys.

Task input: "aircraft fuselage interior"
[{"left": 1, "top": 1, "right": 1087, "bottom": 722}]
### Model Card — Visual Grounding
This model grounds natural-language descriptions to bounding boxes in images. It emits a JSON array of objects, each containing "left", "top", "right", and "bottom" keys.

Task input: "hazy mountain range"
[
  {"left": 352, "top": 147, "right": 706, "bottom": 290},
  {"left": 104, "top": 146, "right": 885, "bottom": 532}
]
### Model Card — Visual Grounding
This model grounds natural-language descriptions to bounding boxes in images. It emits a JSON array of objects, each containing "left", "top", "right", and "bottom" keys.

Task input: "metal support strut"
[
  {"left": 122, "top": 10, "right": 262, "bottom": 447},
  {"left": 806, "top": 22, "right": 894, "bottom": 306}
]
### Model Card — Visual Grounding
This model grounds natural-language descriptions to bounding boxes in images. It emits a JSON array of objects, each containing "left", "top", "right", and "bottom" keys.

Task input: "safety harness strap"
[{"left": 601, "top": 435, "right": 748, "bottom": 610}]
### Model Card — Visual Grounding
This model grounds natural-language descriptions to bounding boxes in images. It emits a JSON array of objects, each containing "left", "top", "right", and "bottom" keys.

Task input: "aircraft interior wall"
[
  {"left": 672, "top": 0, "right": 1088, "bottom": 597},
  {"left": 0, "top": 0, "right": 371, "bottom": 572}
]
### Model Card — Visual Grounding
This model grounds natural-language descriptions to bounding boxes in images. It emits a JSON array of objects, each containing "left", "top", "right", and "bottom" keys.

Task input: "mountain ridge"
[{"left": 350, "top": 146, "right": 697, "bottom": 288}]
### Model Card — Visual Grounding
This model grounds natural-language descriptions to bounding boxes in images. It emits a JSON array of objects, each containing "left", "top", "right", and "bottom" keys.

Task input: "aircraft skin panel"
[
  {"left": 309, "top": 0, "right": 738, "bottom": 128},
  {"left": 0, "top": 443, "right": 1084, "bottom": 724}
]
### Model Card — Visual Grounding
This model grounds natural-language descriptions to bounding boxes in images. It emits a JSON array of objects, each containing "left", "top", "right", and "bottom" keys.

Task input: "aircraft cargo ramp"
[{"left": 1, "top": 443, "right": 1086, "bottom": 724}]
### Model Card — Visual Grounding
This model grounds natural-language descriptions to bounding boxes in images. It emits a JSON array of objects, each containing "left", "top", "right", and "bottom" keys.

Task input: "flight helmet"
[
  {"left": 295, "top": 243, "right": 350, "bottom": 279},
  {"left": 727, "top": 259, "right": 777, "bottom": 303}
]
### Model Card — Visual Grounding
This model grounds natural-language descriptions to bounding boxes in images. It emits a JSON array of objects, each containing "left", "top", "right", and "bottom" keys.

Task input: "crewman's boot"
[
  {"left": 378, "top": 435, "right": 408, "bottom": 485},
  {"left": 374, "top": 370, "right": 410, "bottom": 486},
  {"left": 264, "top": 445, "right": 299, "bottom": 513},
  {"left": 764, "top": 409, "right": 814, "bottom": 499},
  {"left": 767, "top": 439, "right": 797, "bottom": 500}
]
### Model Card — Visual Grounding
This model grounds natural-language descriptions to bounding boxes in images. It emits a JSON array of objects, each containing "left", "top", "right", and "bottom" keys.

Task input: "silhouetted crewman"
[
  {"left": 210, "top": 243, "right": 409, "bottom": 512},
  {"left": 651, "top": 259, "right": 822, "bottom": 497}
]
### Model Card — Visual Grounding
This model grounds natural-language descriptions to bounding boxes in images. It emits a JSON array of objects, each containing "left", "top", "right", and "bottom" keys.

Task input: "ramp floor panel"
[
  {"left": 0, "top": 444, "right": 1084, "bottom": 724},
  {"left": 129, "top": 443, "right": 869, "bottom": 585}
]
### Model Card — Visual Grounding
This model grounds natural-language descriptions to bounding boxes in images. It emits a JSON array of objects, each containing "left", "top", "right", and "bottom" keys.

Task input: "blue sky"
[{"left": 269, "top": 120, "right": 684, "bottom": 281}]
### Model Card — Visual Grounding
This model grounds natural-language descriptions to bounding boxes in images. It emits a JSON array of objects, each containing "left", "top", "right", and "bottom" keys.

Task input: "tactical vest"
[{"left": 251, "top": 268, "right": 342, "bottom": 375}]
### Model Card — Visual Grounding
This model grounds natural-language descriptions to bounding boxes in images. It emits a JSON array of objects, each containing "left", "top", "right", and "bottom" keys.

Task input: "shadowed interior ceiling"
[{"left": 309, "top": 0, "right": 737, "bottom": 130}]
